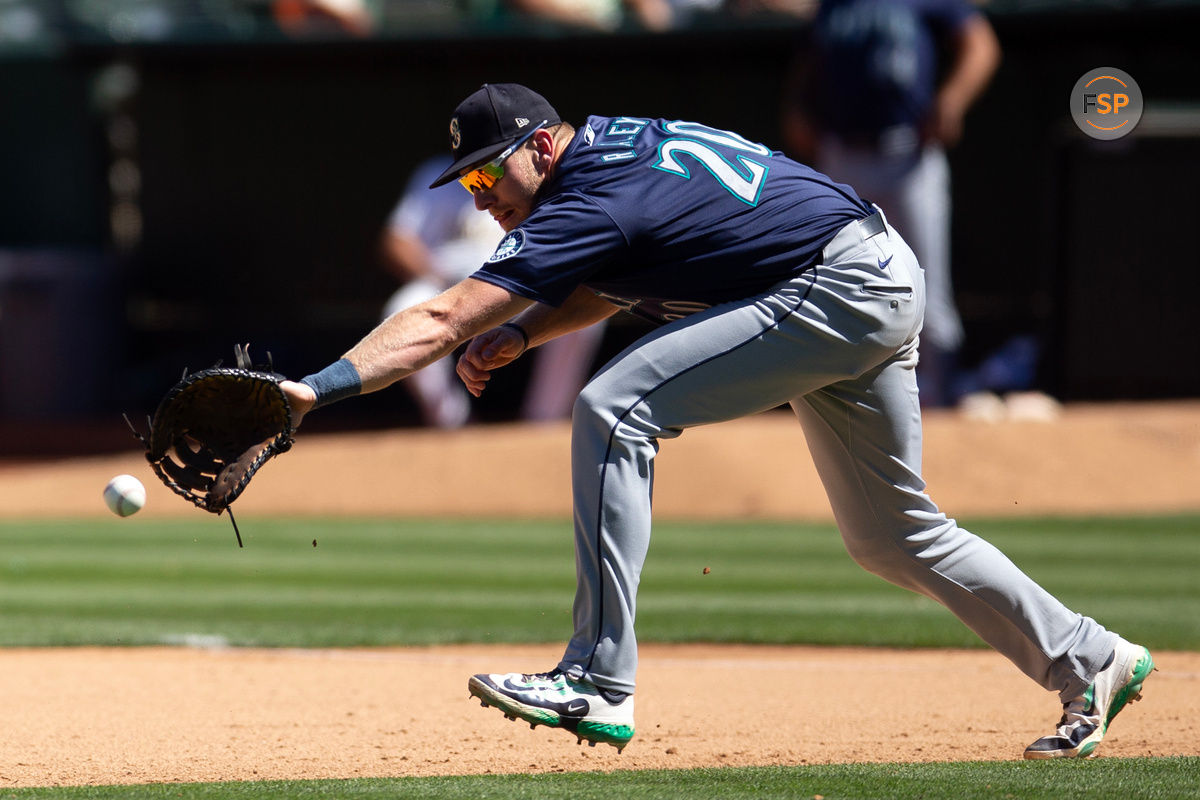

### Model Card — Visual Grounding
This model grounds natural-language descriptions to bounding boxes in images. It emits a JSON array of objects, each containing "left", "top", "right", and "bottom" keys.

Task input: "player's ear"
[{"left": 531, "top": 129, "right": 557, "bottom": 175}]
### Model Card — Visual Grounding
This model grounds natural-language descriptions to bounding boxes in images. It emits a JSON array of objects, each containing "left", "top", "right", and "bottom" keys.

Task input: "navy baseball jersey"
[
  {"left": 471, "top": 116, "right": 872, "bottom": 323},
  {"left": 808, "top": 0, "right": 978, "bottom": 139}
]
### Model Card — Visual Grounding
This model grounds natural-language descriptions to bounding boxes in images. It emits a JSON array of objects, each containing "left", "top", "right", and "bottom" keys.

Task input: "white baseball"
[{"left": 103, "top": 474, "right": 146, "bottom": 517}]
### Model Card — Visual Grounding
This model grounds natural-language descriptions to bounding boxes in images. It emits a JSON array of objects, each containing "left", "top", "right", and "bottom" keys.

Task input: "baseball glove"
[{"left": 126, "top": 344, "right": 294, "bottom": 545}]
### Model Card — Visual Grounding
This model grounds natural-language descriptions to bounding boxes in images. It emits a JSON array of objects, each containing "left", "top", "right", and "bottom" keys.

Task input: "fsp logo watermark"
[{"left": 1070, "top": 68, "right": 1143, "bottom": 140}]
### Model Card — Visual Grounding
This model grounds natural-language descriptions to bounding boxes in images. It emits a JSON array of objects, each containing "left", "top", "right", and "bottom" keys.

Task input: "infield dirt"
[{"left": 1, "top": 400, "right": 1198, "bottom": 786}]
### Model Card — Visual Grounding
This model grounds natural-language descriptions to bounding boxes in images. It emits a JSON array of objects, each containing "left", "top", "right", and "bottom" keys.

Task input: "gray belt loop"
[{"left": 858, "top": 210, "right": 886, "bottom": 240}]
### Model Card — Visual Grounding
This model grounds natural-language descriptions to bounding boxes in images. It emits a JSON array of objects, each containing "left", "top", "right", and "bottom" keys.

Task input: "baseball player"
[{"left": 281, "top": 84, "right": 1152, "bottom": 758}]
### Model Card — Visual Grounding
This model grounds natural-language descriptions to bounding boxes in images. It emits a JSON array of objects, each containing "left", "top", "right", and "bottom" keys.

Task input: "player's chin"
[{"left": 493, "top": 209, "right": 522, "bottom": 231}]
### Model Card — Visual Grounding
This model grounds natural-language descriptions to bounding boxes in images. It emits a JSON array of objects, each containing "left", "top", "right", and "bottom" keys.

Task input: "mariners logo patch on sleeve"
[{"left": 488, "top": 229, "right": 526, "bottom": 262}]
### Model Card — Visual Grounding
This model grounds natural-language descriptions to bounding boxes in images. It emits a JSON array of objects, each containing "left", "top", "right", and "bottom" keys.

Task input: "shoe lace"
[
  {"left": 518, "top": 669, "right": 628, "bottom": 703},
  {"left": 1056, "top": 687, "right": 1099, "bottom": 732}
]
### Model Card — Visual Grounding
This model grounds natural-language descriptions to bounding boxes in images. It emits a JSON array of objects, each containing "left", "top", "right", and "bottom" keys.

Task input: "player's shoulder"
[
  {"left": 563, "top": 115, "right": 781, "bottom": 172},
  {"left": 564, "top": 115, "right": 663, "bottom": 164},
  {"left": 546, "top": 116, "right": 654, "bottom": 196}
]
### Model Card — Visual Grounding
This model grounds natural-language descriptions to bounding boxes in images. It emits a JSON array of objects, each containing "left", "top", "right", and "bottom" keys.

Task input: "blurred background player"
[
  {"left": 781, "top": 0, "right": 1000, "bottom": 407},
  {"left": 271, "top": 0, "right": 375, "bottom": 36},
  {"left": 491, "top": 0, "right": 673, "bottom": 30},
  {"left": 381, "top": 155, "right": 605, "bottom": 427}
]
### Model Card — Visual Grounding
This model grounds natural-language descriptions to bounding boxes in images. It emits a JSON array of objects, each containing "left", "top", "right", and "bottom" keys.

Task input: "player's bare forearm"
[
  {"left": 951, "top": 16, "right": 1002, "bottom": 107},
  {"left": 931, "top": 15, "right": 1001, "bottom": 144},
  {"left": 343, "top": 278, "right": 532, "bottom": 395},
  {"left": 512, "top": 286, "right": 620, "bottom": 348}
]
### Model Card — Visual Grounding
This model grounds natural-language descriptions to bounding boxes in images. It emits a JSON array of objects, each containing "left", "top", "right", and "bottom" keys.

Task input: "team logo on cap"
[
  {"left": 449, "top": 118, "right": 462, "bottom": 151},
  {"left": 488, "top": 229, "right": 525, "bottom": 262}
]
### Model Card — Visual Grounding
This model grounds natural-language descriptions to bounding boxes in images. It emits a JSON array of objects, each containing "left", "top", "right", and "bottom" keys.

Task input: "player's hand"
[
  {"left": 456, "top": 326, "right": 527, "bottom": 397},
  {"left": 280, "top": 380, "right": 317, "bottom": 429}
]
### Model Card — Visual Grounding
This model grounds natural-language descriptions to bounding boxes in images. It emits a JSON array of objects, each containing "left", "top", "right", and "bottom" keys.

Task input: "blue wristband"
[{"left": 299, "top": 358, "right": 362, "bottom": 410}]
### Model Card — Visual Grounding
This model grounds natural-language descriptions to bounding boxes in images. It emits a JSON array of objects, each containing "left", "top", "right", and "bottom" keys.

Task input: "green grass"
[
  {"left": 2, "top": 513, "right": 1200, "bottom": 652},
  {"left": 1, "top": 513, "right": 1196, "bottom": 797},
  {"left": 0, "top": 513, "right": 1197, "bottom": 649},
  {"left": 4, "top": 759, "right": 1199, "bottom": 799}
]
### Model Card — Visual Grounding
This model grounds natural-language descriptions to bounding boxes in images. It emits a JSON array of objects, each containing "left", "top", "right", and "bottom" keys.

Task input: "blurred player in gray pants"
[{"left": 783, "top": 0, "right": 1001, "bottom": 406}]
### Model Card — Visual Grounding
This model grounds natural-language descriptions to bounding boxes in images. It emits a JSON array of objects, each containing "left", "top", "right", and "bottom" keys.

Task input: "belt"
[{"left": 857, "top": 210, "right": 886, "bottom": 239}]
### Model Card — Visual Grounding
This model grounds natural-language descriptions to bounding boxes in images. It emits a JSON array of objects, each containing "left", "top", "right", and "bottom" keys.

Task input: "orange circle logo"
[{"left": 1070, "top": 68, "right": 1143, "bottom": 140}]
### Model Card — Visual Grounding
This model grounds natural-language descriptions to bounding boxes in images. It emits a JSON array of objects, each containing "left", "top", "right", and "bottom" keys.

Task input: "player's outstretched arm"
[
  {"left": 344, "top": 277, "right": 531, "bottom": 394},
  {"left": 295, "top": 278, "right": 532, "bottom": 414}
]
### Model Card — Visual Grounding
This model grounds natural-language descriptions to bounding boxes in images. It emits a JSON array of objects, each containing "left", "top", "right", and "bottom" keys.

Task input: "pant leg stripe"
[{"left": 583, "top": 273, "right": 819, "bottom": 672}]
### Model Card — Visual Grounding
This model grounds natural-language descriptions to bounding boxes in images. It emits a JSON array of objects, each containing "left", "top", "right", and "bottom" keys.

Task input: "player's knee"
[
  {"left": 573, "top": 384, "right": 661, "bottom": 447},
  {"left": 840, "top": 517, "right": 962, "bottom": 590},
  {"left": 572, "top": 386, "right": 619, "bottom": 435},
  {"left": 843, "top": 539, "right": 898, "bottom": 579},
  {"left": 573, "top": 385, "right": 602, "bottom": 421},
  {"left": 844, "top": 544, "right": 932, "bottom": 598}
]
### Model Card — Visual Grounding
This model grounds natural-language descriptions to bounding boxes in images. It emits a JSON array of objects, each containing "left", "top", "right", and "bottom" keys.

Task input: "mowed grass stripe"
[{"left": 0, "top": 514, "right": 1196, "bottom": 649}]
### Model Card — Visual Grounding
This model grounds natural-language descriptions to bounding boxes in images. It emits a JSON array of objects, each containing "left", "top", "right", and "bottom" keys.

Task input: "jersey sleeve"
[{"left": 469, "top": 193, "right": 629, "bottom": 307}]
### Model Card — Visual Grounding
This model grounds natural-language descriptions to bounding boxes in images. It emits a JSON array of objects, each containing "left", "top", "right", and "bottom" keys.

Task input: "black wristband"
[
  {"left": 299, "top": 358, "right": 362, "bottom": 410},
  {"left": 499, "top": 322, "right": 530, "bottom": 353}
]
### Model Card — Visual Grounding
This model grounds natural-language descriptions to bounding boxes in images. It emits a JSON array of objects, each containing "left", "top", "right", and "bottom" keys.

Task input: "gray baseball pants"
[
  {"left": 820, "top": 139, "right": 962, "bottom": 405},
  {"left": 558, "top": 212, "right": 1117, "bottom": 702},
  {"left": 819, "top": 138, "right": 963, "bottom": 354}
]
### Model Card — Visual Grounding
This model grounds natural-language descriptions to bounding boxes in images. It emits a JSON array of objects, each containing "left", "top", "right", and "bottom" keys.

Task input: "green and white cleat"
[
  {"left": 1024, "top": 640, "right": 1155, "bottom": 759},
  {"left": 469, "top": 668, "right": 635, "bottom": 752}
]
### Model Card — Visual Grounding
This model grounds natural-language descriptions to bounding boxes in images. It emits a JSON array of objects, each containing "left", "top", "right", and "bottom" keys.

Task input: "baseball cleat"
[
  {"left": 1024, "top": 640, "right": 1155, "bottom": 759},
  {"left": 468, "top": 669, "right": 635, "bottom": 751}
]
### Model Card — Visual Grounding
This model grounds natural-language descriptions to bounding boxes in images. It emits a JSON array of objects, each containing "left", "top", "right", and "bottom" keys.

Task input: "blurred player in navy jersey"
[{"left": 782, "top": 0, "right": 1000, "bottom": 406}]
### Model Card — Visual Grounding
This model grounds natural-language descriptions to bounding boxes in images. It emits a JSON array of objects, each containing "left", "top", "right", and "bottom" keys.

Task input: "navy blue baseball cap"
[{"left": 429, "top": 83, "right": 561, "bottom": 189}]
